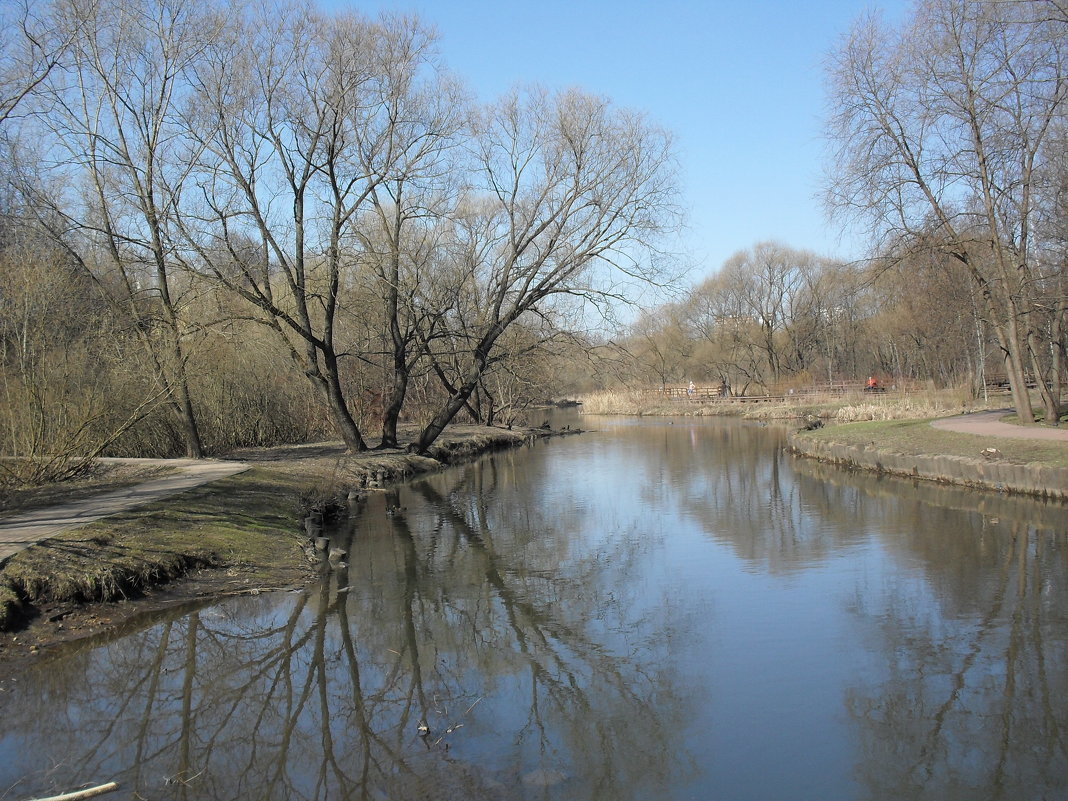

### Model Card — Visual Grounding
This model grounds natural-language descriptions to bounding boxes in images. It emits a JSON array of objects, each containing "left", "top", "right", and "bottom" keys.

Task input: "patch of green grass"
[
  {"left": 797, "top": 418, "right": 1068, "bottom": 469},
  {"left": 0, "top": 468, "right": 311, "bottom": 628}
]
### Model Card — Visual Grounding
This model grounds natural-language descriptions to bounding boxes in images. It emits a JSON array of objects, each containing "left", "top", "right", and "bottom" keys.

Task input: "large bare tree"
[
  {"left": 181, "top": 6, "right": 452, "bottom": 452},
  {"left": 411, "top": 88, "right": 679, "bottom": 454},
  {"left": 826, "top": 0, "right": 1068, "bottom": 422},
  {"left": 344, "top": 36, "right": 466, "bottom": 449}
]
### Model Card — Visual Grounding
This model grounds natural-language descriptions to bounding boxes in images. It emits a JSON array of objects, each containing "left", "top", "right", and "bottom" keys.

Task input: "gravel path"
[
  {"left": 930, "top": 409, "right": 1068, "bottom": 441},
  {"left": 0, "top": 459, "right": 249, "bottom": 566}
]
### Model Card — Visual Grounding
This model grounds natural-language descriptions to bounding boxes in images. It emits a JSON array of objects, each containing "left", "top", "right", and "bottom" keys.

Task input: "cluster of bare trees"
[
  {"left": 620, "top": 240, "right": 982, "bottom": 395},
  {"left": 825, "top": 0, "right": 1068, "bottom": 422},
  {"left": 625, "top": 0, "right": 1066, "bottom": 411},
  {"left": 0, "top": 0, "right": 678, "bottom": 467}
]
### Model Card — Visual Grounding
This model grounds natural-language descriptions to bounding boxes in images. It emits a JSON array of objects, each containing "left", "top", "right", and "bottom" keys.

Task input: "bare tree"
[
  {"left": 411, "top": 87, "right": 680, "bottom": 453},
  {"left": 628, "top": 304, "right": 693, "bottom": 387},
  {"left": 826, "top": 0, "right": 1068, "bottom": 422},
  {"left": 15, "top": 0, "right": 217, "bottom": 456},
  {"left": 725, "top": 242, "right": 815, "bottom": 384},
  {"left": 181, "top": 6, "right": 451, "bottom": 452},
  {"left": 680, "top": 243, "right": 822, "bottom": 392},
  {"left": 0, "top": 0, "right": 86, "bottom": 126},
  {"left": 344, "top": 45, "right": 467, "bottom": 448}
]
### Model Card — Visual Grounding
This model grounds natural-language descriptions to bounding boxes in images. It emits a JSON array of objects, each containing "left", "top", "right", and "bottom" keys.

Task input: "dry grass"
[
  {"left": 578, "top": 389, "right": 670, "bottom": 416},
  {"left": 579, "top": 386, "right": 994, "bottom": 422},
  {"left": 832, "top": 392, "right": 980, "bottom": 423}
]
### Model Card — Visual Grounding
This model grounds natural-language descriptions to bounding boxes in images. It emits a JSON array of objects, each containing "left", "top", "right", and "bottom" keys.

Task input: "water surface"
[{"left": 2, "top": 417, "right": 1065, "bottom": 800}]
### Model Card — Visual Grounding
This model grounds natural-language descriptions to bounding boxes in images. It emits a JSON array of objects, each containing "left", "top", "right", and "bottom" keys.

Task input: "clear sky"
[{"left": 331, "top": 0, "right": 909, "bottom": 286}]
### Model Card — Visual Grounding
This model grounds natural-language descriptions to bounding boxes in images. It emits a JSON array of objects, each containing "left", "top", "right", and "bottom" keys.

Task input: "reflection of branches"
[
  {"left": 418, "top": 479, "right": 590, "bottom": 692},
  {"left": 335, "top": 565, "right": 406, "bottom": 798},
  {"left": 3, "top": 459, "right": 692, "bottom": 800},
  {"left": 847, "top": 519, "right": 1068, "bottom": 799},
  {"left": 911, "top": 533, "right": 1015, "bottom": 784},
  {"left": 411, "top": 472, "right": 683, "bottom": 787}
]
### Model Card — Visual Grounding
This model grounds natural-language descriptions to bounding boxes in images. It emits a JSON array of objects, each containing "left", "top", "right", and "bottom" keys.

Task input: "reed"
[
  {"left": 578, "top": 389, "right": 665, "bottom": 416},
  {"left": 832, "top": 386, "right": 984, "bottom": 423},
  {"left": 579, "top": 385, "right": 994, "bottom": 421}
]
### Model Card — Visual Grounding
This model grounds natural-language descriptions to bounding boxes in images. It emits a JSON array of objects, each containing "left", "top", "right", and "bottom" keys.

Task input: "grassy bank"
[
  {"left": 790, "top": 417, "right": 1068, "bottom": 500},
  {"left": 0, "top": 467, "right": 309, "bottom": 631},
  {"left": 0, "top": 425, "right": 550, "bottom": 635},
  {"left": 793, "top": 418, "right": 1068, "bottom": 469}
]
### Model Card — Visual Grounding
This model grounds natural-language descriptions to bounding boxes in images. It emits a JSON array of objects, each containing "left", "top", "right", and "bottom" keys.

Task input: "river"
[{"left": 1, "top": 415, "right": 1066, "bottom": 800}]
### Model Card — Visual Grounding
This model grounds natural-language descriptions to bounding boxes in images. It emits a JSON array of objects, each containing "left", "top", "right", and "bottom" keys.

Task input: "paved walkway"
[
  {"left": 0, "top": 459, "right": 249, "bottom": 566},
  {"left": 930, "top": 409, "right": 1068, "bottom": 441}
]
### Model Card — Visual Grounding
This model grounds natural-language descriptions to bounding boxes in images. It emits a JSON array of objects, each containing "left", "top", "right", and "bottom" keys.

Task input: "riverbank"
[
  {"left": 580, "top": 388, "right": 1068, "bottom": 499},
  {"left": 789, "top": 415, "right": 1068, "bottom": 500},
  {"left": 0, "top": 425, "right": 566, "bottom": 660}
]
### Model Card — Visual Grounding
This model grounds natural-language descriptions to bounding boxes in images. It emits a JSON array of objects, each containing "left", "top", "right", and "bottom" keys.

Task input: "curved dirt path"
[
  {"left": 931, "top": 409, "right": 1068, "bottom": 441},
  {"left": 0, "top": 458, "right": 249, "bottom": 566}
]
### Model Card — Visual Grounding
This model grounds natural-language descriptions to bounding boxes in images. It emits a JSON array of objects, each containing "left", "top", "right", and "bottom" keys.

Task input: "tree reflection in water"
[
  {"left": 2, "top": 419, "right": 1066, "bottom": 801},
  {"left": 791, "top": 459, "right": 1068, "bottom": 801},
  {"left": 0, "top": 454, "right": 691, "bottom": 801}
]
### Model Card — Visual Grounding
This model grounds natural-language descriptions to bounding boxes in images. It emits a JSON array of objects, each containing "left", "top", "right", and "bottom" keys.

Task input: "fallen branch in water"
[
  {"left": 200, "top": 586, "right": 295, "bottom": 598},
  {"left": 25, "top": 781, "right": 118, "bottom": 801}
]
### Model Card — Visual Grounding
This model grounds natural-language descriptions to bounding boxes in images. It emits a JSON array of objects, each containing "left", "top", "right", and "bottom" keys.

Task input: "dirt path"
[
  {"left": 0, "top": 458, "right": 249, "bottom": 566},
  {"left": 931, "top": 409, "right": 1068, "bottom": 441}
]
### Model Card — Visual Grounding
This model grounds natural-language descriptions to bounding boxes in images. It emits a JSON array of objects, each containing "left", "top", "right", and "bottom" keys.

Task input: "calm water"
[{"left": 2, "top": 417, "right": 1066, "bottom": 801}]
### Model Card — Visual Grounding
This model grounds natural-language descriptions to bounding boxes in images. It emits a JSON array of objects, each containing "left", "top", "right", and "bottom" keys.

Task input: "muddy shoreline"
[{"left": 0, "top": 425, "right": 577, "bottom": 669}]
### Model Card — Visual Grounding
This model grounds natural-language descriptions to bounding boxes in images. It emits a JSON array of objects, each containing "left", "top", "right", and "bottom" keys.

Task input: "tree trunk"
[
  {"left": 379, "top": 368, "right": 408, "bottom": 449},
  {"left": 484, "top": 387, "right": 497, "bottom": 427},
  {"left": 166, "top": 331, "right": 205, "bottom": 458},
  {"left": 379, "top": 235, "right": 407, "bottom": 449},
  {"left": 1026, "top": 297, "right": 1065, "bottom": 425},
  {"left": 1006, "top": 323, "right": 1036, "bottom": 424},
  {"left": 1004, "top": 348, "right": 1035, "bottom": 424},
  {"left": 321, "top": 351, "right": 367, "bottom": 452},
  {"left": 412, "top": 361, "right": 487, "bottom": 455},
  {"left": 1048, "top": 297, "right": 1067, "bottom": 424},
  {"left": 176, "top": 380, "right": 204, "bottom": 459},
  {"left": 1028, "top": 333, "right": 1060, "bottom": 426},
  {"left": 984, "top": 293, "right": 1035, "bottom": 423}
]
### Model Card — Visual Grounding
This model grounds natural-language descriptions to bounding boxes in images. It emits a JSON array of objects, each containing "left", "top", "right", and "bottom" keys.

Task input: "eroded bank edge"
[{"left": 0, "top": 427, "right": 578, "bottom": 637}]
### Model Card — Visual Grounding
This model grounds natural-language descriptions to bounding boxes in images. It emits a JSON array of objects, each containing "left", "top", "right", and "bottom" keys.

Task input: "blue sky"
[{"left": 336, "top": 0, "right": 909, "bottom": 286}]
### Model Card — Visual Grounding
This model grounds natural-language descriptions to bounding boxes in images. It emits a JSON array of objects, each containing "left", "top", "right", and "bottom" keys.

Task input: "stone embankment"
[{"left": 789, "top": 411, "right": 1068, "bottom": 500}]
